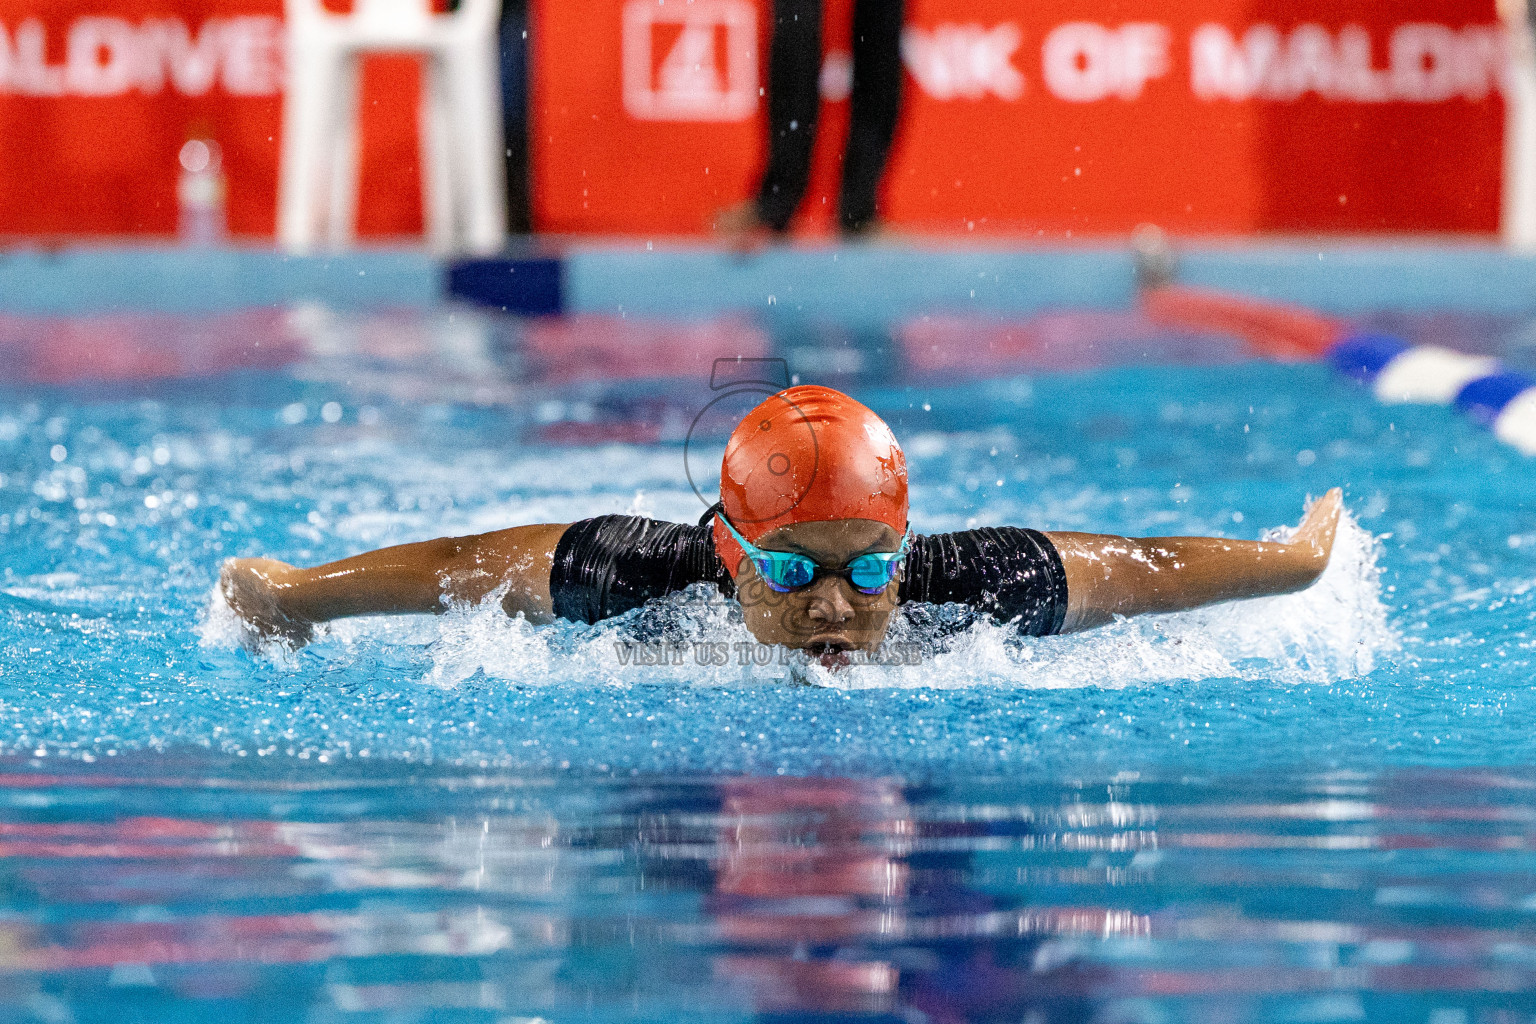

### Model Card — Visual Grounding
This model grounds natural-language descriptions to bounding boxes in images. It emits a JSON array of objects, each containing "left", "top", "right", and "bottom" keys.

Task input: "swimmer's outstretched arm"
[
  {"left": 219, "top": 523, "right": 570, "bottom": 647},
  {"left": 1043, "top": 488, "right": 1342, "bottom": 632}
]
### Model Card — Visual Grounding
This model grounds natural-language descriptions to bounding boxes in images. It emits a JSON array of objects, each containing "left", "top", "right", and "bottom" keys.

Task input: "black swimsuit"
[{"left": 549, "top": 515, "right": 1068, "bottom": 636}]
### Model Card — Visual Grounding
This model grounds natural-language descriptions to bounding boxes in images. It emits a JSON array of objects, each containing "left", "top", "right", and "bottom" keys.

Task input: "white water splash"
[
  {"left": 198, "top": 584, "right": 249, "bottom": 652},
  {"left": 427, "top": 586, "right": 805, "bottom": 690}
]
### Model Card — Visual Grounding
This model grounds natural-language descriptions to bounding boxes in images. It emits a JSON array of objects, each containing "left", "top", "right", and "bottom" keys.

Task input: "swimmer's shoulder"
[
  {"left": 901, "top": 526, "right": 1067, "bottom": 636},
  {"left": 548, "top": 514, "right": 730, "bottom": 624}
]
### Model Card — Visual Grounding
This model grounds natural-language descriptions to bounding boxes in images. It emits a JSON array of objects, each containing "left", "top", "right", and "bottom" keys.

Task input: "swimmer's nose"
[{"left": 804, "top": 576, "right": 856, "bottom": 624}]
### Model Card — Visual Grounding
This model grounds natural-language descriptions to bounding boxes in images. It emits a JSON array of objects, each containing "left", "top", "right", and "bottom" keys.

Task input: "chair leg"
[
  {"left": 282, "top": 21, "right": 508, "bottom": 254},
  {"left": 421, "top": 55, "right": 457, "bottom": 255},
  {"left": 445, "top": 35, "right": 508, "bottom": 255},
  {"left": 325, "top": 54, "right": 362, "bottom": 250},
  {"left": 278, "top": 39, "right": 335, "bottom": 253}
]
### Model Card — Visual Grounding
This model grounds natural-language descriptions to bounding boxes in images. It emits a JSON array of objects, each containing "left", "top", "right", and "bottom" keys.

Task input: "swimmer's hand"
[
  {"left": 1046, "top": 487, "right": 1344, "bottom": 632},
  {"left": 219, "top": 558, "right": 315, "bottom": 649},
  {"left": 1289, "top": 487, "right": 1343, "bottom": 566}
]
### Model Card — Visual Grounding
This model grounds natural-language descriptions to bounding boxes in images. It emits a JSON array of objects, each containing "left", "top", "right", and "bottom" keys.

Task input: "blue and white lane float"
[
  {"left": 1328, "top": 333, "right": 1536, "bottom": 456},
  {"left": 1140, "top": 284, "right": 1536, "bottom": 457}
]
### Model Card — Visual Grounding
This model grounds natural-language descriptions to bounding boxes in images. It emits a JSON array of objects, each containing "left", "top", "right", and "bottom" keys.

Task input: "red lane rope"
[{"left": 1140, "top": 285, "right": 1344, "bottom": 360}]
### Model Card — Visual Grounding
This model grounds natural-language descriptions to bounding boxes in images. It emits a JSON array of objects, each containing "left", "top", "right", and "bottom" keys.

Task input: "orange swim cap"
[{"left": 712, "top": 385, "right": 908, "bottom": 576}]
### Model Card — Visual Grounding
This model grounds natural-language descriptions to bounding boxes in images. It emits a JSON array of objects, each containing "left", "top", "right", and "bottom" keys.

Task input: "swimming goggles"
[{"left": 703, "top": 503, "right": 910, "bottom": 595}]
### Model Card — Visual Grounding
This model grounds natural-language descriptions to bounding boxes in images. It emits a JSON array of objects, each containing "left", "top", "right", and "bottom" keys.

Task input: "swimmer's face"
[{"left": 735, "top": 518, "right": 904, "bottom": 662}]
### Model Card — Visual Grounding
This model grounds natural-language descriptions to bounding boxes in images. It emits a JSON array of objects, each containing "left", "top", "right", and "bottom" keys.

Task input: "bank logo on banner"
[
  {"left": 622, "top": 0, "right": 757, "bottom": 121},
  {"left": 0, "top": 16, "right": 283, "bottom": 97}
]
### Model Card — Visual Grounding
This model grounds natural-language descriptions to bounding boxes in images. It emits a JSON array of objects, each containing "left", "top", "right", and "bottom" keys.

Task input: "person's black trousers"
[
  {"left": 500, "top": 0, "right": 532, "bottom": 233},
  {"left": 755, "top": 0, "right": 905, "bottom": 234}
]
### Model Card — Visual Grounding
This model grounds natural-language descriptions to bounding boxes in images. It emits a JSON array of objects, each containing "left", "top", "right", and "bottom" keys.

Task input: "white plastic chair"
[{"left": 279, "top": 0, "right": 507, "bottom": 255}]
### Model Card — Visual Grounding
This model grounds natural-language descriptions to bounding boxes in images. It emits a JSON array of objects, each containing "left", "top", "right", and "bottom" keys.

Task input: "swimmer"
[{"left": 220, "top": 386, "right": 1342, "bottom": 662}]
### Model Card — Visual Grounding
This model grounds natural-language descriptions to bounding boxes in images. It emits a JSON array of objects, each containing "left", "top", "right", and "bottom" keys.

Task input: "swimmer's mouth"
[{"left": 805, "top": 639, "right": 855, "bottom": 668}]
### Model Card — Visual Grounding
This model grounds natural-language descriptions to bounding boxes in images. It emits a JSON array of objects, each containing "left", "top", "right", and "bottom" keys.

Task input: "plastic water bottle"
[{"left": 177, "top": 138, "right": 227, "bottom": 245}]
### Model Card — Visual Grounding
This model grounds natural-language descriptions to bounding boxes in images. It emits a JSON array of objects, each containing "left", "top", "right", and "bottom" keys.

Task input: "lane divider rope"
[{"left": 1143, "top": 284, "right": 1536, "bottom": 456}]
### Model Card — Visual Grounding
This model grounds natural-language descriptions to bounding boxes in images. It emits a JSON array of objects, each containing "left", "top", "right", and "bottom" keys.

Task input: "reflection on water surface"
[{"left": 2, "top": 763, "right": 1535, "bottom": 1023}]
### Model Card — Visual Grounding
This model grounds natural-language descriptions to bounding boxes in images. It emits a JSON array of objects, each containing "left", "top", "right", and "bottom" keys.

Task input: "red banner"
[
  {"left": 532, "top": 0, "right": 1507, "bottom": 236},
  {"left": 0, "top": 0, "right": 426, "bottom": 238},
  {"left": 0, "top": 0, "right": 1509, "bottom": 239}
]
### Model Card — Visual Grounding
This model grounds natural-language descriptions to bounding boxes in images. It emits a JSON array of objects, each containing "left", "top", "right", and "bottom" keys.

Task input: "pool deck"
[{"left": 5, "top": 239, "right": 1536, "bottom": 321}]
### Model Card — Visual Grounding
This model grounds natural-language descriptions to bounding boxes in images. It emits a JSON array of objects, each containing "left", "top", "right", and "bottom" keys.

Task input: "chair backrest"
[
  {"left": 353, "top": 0, "right": 433, "bottom": 31},
  {"left": 284, "top": 0, "right": 500, "bottom": 36}
]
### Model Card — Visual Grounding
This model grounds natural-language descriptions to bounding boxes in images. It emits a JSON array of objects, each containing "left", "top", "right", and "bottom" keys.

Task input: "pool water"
[{"left": 2, "top": 306, "right": 1536, "bottom": 1022}]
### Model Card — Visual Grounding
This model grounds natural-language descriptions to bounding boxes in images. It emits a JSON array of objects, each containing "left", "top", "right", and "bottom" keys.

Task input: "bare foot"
[
  {"left": 713, "top": 200, "right": 774, "bottom": 256},
  {"left": 219, "top": 557, "right": 314, "bottom": 649},
  {"left": 1290, "top": 488, "right": 1343, "bottom": 566}
]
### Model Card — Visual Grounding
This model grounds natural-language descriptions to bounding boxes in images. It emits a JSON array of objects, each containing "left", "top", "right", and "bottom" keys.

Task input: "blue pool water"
[{"left": 3, "top": 305, "right": 1536, "bottom": 1021}]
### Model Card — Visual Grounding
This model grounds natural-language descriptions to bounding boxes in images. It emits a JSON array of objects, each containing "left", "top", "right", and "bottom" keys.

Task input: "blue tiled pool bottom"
[{"left": 2, "top": 313, "right": 1536, "bottom": 1021}]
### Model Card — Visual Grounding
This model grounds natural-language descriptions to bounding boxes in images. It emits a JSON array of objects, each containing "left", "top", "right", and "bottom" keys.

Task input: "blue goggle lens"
[
  {"left": 755, "top": 555, "right": 812, "bottom": 592},
  {"left": 848, "top": 555, "right": 899, "bottom": 592}
]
